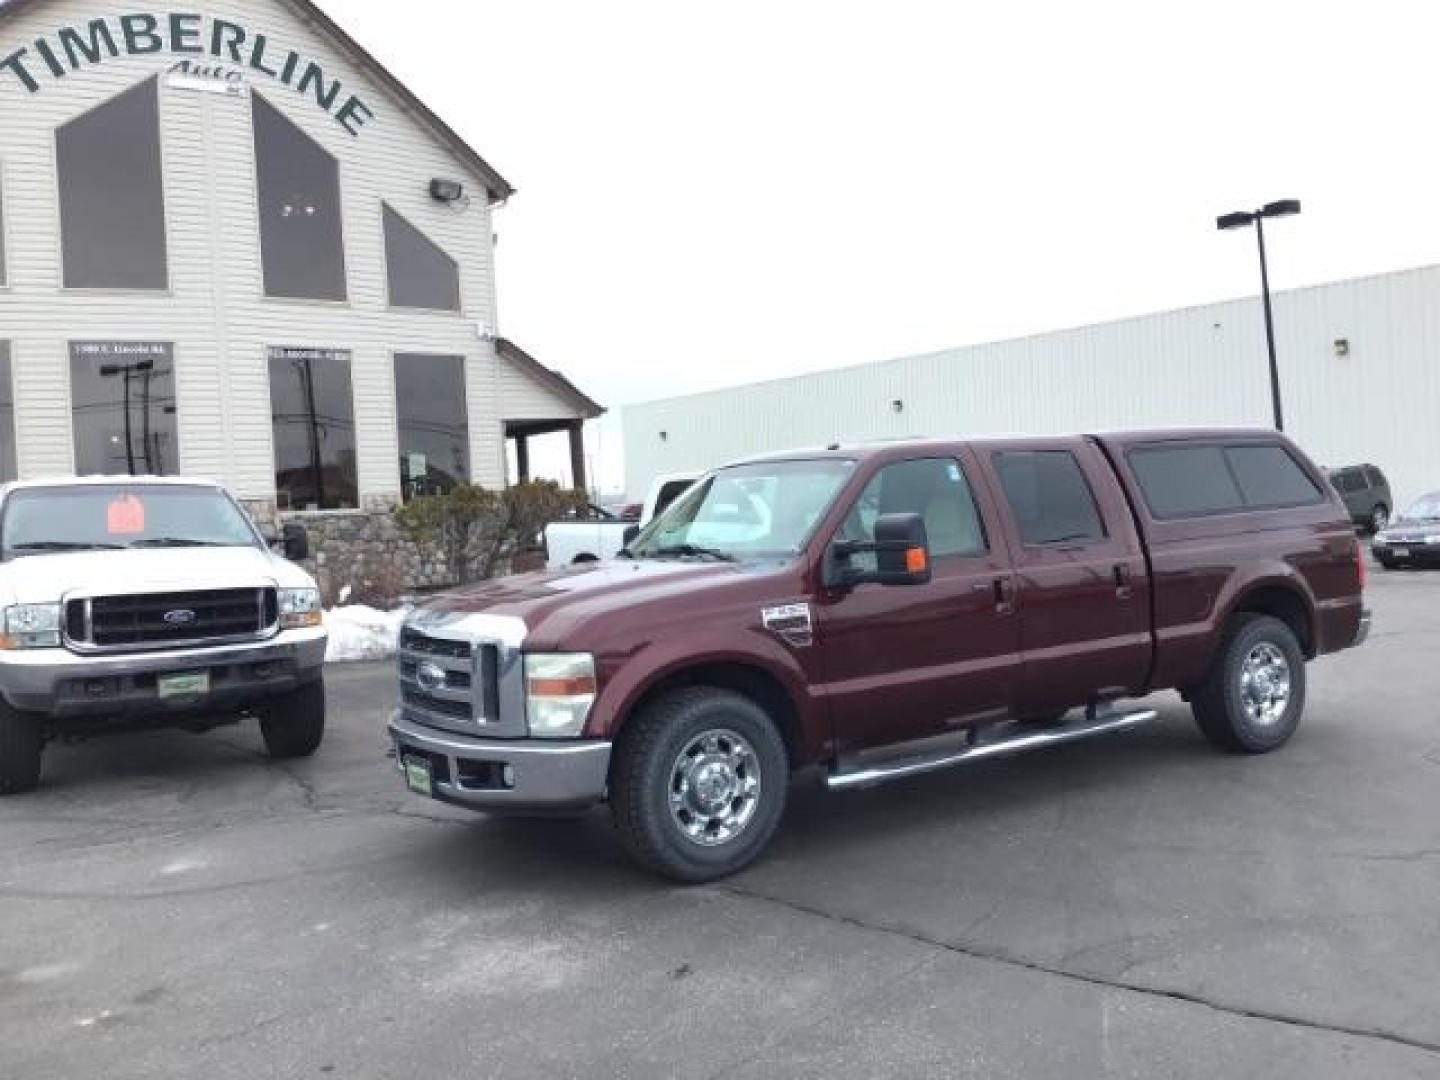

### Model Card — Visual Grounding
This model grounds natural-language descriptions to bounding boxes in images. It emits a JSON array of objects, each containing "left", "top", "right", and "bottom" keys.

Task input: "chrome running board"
[{"left": 826, "top": 706, "right": 1159, "bottom": 791}]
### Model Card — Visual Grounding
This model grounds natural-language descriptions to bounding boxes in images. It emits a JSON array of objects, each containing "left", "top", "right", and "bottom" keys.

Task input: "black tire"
[
  {"left": 0, "top": 699, "right": 43, "bottom": 795},
  {"left": 610, "top": 687, "right": 788, "bottom": 883},
  {"left": 259, "top": 679, "right": 326, "bottom": 759},
  {"left": 1190, "top": 614, "right": 1305, "bottom": 753}
]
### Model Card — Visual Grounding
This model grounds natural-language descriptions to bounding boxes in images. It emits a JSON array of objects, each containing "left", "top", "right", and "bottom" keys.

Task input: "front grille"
[
  {"left": 400, "top": 628, "right": 472, "bottom": 659},
  {"left": 402, "top": 687, "right": 471, "bottom": 720},
  {"left": 66, "top": 588, "right": 275, "bottom": 651}
]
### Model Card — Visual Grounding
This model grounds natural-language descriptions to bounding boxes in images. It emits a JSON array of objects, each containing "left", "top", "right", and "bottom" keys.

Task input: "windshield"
[
  {"left": 1, "top": 484, "right": 260, "bottom": 559},
  {"left": 1399, "top": 492, "right": 1440, "bottom": 521},
  {"left": 629, "top": 459, "right": 856, "bottom": 561}
]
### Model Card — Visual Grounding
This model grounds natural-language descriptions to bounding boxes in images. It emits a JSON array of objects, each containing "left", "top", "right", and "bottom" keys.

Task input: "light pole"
[
  {"left": 1217, "top": 198, "right": 1300, "bottom": 431},
  {"left": 98, "top": 358, "right": 154, "bottom": 474}
]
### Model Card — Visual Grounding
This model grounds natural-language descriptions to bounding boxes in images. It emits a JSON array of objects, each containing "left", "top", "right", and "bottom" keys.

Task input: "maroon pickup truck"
[{"left": 390, "top": 429, "right": 1369, "bottom": 881}]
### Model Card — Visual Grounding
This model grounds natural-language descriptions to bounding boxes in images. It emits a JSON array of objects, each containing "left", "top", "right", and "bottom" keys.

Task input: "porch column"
[
  {"left": 568, "top": 420, "right": 587, "bottom": 493},
  {"left": 515, "top": 434, "right": 531, "bottom": 483}
]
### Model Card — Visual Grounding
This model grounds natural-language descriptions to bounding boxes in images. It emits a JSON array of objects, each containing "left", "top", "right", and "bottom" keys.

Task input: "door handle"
[
  {"left": 992, "top": 576, "right": 1015, "bottom": 615},
  {"left": 1113, "top": 563, "right": 1133, "bottom": 600}
]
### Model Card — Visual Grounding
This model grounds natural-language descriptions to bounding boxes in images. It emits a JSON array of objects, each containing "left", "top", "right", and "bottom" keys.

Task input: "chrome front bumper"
[
  {"left": 0, "top": 628, "right": 327, "bottom": 714},
  {"left": 389, "top": 709, "right": 612, "bottom": 812}
]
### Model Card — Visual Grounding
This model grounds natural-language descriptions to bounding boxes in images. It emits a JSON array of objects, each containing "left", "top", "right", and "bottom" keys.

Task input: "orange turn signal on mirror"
[
  {"left": 527, "top": 675, "right": 598, "bottom": 697},
  {"left": 905, "top": 546, "right": 928, "bottom": 573}
]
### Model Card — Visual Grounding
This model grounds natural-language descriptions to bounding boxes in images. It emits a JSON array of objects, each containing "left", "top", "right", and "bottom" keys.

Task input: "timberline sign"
[{"left": 0, "top": 12, "right": 375, "bottom": 135}]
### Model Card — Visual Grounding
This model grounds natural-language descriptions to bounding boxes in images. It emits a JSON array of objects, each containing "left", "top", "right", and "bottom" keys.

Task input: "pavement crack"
[{"left": 717, "top": 883, "right": 1440, "bottom": 1058}]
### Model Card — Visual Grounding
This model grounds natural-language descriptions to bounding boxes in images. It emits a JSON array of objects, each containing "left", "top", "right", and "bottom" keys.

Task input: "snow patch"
[{"left": 324, "top": 604, "right": 411, "bottom": 663}]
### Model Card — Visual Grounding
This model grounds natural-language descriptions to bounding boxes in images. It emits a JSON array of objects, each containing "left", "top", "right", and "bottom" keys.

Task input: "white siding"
[
  {"left": 623, "top": 266, "right": 1440, "bottom": 509},
  {"left": 0, "top": 0, "right": 562, "bottom": 500},
  {"left": 499, "top": 356, "right": 588, "bottom": 422}
]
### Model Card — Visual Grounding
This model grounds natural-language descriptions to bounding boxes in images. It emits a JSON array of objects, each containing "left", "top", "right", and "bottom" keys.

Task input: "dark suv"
[{"left": 1326, "top": 464, "right": 1392, "bottom": 533}]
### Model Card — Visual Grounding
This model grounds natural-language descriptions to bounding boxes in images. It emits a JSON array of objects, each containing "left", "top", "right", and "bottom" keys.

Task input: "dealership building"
[
  {"left": 0, "top": 0, "right": 601, "bottom": 534},
  {"left": 624, "top": 265, "right": 1440, "bottom": 511}
]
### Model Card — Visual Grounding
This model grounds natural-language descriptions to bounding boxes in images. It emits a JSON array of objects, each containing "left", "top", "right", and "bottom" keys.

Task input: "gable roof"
[
  {"left": 0, "top": 0, "right": 516, "bottom": 204},
  {"left": 496, "top": 338, "right": 605, "bottom": 419}
]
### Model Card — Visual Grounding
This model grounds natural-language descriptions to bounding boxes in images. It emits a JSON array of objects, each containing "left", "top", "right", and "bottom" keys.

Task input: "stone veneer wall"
[{"left": 241, "top": 497, "right": 455, "bottom": 606}]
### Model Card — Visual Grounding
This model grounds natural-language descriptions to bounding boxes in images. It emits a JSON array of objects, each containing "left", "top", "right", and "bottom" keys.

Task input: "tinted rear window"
[
  {"left": 993, "top": 450, "right": 1106, "bottom": 546},
  {"left": 1129, "top": 446, "right": 1244, "bottom": 517},
  {"left": 1364, "top": 466, "right": 1386, "bottom": 489},
  {"left": 1225, "top": 445, "right": 1322, "bottom": 508},
  {"left": 1129, "top": 442, "right": 1322, "bottom": 519}
]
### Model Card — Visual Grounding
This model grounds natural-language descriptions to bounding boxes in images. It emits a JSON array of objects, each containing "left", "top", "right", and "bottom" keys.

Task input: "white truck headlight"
[
  {"left": 524, "top": 652, "right": 597, "bottom": 737},
  {"left": 3, "top": 603, "right": 62, "bottom": 649},
  {"left": 278, "top": 587, "right": 322, "bottom": 629}
]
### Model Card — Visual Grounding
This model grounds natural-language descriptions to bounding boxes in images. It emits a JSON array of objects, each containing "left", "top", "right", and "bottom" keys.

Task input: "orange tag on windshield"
[{"left": 106, "top": 494, "right": 146, "bottom": 535}]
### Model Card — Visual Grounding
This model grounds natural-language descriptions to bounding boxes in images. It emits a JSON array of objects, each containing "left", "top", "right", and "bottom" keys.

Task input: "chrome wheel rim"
[
  {"left": 668, "top": 728, "right": 761, "bottom": 847},
  {"left": 1239, "top": 642, "right": 1291, "bottom": 727}
]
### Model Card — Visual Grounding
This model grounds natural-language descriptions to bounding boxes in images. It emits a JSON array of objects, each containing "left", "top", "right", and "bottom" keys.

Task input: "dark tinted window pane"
[
  {"left": 1364, "top": 466, "right": 1385, "bottom": 489},
  {"left": 57, "top": 78, "right": 167, "bottom": 289},
  {"left": 268, "top": 347, "right": 357, "bottom": 510},
  {"left": 994, "top": 450, "right": 1106, "bottom": 545},
  {"left": 1329, "top": 469, "right": 1360, "bottom": 493},
  {"left": 69, "top": 341, "right": 177, "bottom": 475},
  {"left": 0, "top": 343, "right": 14, "bottom": 481},
  {"left": 1129, "top": 445, "right": 1245, "bottom": 518},
  {"left": 384, "top": 205, "right": 460, "bottom": 311},
  {"left": 395, "top": 353, "right": 468, "bottom": 499},
  {"left": 253, "top": 95, "right": 346, "bottom": 301},
  {"left": 839, "top": 457, "right": 987, "bottom": 562},
  {"left": 1225, "top": 445, "right": 1322, "bottom": 508}
]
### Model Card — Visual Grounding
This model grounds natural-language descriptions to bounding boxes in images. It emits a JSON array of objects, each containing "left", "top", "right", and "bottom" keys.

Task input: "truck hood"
[
  {"left": 418, "top": 558, "right": 784, "bottom": 645},
  {"left": 0, "top": 546, "right": 314, "bottom": 605}
]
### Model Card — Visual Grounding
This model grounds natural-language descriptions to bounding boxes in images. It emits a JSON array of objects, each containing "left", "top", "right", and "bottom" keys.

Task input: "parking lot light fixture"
[{"left": 1216, "top": 198, "right": 1302, "bottom": 431}]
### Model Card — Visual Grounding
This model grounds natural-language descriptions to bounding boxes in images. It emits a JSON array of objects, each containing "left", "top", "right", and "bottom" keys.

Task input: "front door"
[
  {"left": 816, "top": 451, "right": 1021, "bottom": 757},
  {"left": 980, "top": 439, "right": 1150, "bottom": 716}
]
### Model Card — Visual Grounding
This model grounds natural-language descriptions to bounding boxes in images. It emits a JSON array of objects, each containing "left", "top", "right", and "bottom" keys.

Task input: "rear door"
[
  {"left": 816, "top": 449, "right": 1021, "bottom": 755},
  {"left": 979, "top": 439, "right": 1150, "bottom": 716}
]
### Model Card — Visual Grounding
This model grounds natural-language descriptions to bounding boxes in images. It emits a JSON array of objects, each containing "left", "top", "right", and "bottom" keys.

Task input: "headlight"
[
  {"left": 1425, "top": 535, "right": 1440, "bottom": 545},
  {"left": 524, "top": 652, "right": 597, "bottom": 737},
  {"left": 3, "top": 603, "right": 62, "bottom": 649},
  {"left": 278, "top": 587, "right": 322, "bottom": 629}
]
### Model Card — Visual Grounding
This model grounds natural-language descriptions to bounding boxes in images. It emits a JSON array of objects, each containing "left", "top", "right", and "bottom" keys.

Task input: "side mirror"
[
  {"left": 622, "top": 524, "right": 641, "bottom": 547},
  {"left": 825, "top": 512, "right": 932, "bottom": 589},
  {"left": 282, "top": 522, "right": 310, "bottom": 562}
]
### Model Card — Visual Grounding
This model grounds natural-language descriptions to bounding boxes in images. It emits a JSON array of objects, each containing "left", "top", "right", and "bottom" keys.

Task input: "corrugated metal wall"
[
  {"left": 0, "top": 0, "right": 588, "bottom": 502},
  {"left": 623, "top": 266, "right": 1440, "bottom": 508}
]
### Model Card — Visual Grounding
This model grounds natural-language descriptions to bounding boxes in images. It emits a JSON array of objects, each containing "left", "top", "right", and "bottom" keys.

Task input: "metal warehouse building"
[
  {"left": 623, "top": 265, "right": 1440, "bottom": 511},
  {"left": 0, "top": 0, "right": 601, "bottom": 524}
]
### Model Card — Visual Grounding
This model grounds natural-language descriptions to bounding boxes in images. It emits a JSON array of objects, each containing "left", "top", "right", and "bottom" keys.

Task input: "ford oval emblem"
[
  {"left": 163, "top": 608, "right": 197, "bottom": 626},
  {"left": 416, "top": 660, "right": 447, "bottom": 692}
]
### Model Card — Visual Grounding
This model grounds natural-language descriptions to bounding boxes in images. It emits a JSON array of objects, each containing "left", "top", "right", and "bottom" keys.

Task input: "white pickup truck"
[
  {"left": 0, "top": 476, "right": 328, "bottom": 794},
  {"left": 542, "top": 472, "right": 699, "bottom": 566}
]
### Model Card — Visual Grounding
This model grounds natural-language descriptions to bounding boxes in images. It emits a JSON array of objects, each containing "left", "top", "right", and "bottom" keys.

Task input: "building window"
[
  {"left": 383, "top": 205, "right": 460, "bottom": 311},
  {"left": 395, "top": 354, "right": 468, "bottom": 499},
  {"left": 252, "top": 95, "right": 346, "bottom": 302},
  {"left": 56, "top": 77, "right": 168, "bottom": 290},
  {"left": 0, "top": 343, "right": 15, "bottom": 481},
  {"left": 68, "top": 342, "right": 177, "bottom": 475},
  {"left": 268, "top": 347, "right": 357, "bottom": 510}
]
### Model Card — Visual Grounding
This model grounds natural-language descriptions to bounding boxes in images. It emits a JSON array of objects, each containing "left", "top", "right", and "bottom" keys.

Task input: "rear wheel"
[
  {"left": 259, "top": 679, "right": 326, "bottom": 759},
  {"left": 0, "top": 699, "right": 43, "bottom": 795},
  {"left": 610, "top": 687, "right": 788, "bottom": 882},
  {"left": 1190, "top": 614, "right": 1306, "bottom": 753}
]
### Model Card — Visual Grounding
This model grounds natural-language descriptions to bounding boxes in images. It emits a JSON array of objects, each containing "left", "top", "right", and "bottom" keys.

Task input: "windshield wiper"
[
  {"left": 127, "top": 537, "right": 232, "bottom": 548},
  {"left": 650, "top": 543, "right": 736, "bottom": 562},
  {"left": 8, "top": 541, "right": 124, "bottom": 553}
]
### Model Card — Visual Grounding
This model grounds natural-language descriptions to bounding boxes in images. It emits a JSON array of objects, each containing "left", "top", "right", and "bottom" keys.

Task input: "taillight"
[{"left": 1355, "top": 538, "right": 1366, "bottom": 590}]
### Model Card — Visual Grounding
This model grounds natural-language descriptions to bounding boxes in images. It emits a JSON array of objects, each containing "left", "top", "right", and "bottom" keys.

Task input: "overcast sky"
[{"left": 333, "top": 0, "right": 1440, "bottom": 493}]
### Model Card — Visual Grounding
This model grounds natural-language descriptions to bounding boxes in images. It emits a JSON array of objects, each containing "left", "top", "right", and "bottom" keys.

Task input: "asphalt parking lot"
[{"left": 3, "top": 564, "right": 1439, "bottom": 1079}]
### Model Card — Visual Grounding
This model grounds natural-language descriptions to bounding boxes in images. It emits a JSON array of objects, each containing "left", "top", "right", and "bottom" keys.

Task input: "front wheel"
[
  {"left": 610, "top": 688, "right": 788, "bottom": 882},
  {"left": 1190, "top": 614, "right": 1306, "bottom": 753},
  {"left": 0, "top": 699, "right": 43, "bottom": 794},
  {"left": 259, "top": 679, "right": 326, "bottom": 759}
]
